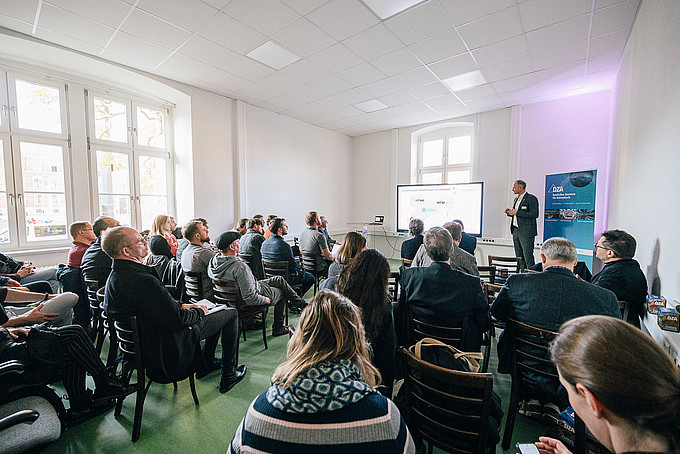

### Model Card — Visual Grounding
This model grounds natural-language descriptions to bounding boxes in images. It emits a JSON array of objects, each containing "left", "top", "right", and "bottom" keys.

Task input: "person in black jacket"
[
  {"left": 592, "top": 229, "right": 647, "bottom": 327},
  {"left": 505, "top": 180, "right": 539, "bottom": 270},
  {"left": 81, "top": 216, "right": 120, "bottom": 288},
  {"left": 102, "top": 226, "right": 246, "bottom": 394},
  {"left": 400, "top": 218, "right": 424, "bottom": 261}
]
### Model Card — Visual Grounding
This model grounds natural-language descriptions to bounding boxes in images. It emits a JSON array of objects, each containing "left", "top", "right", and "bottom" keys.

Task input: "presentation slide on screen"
[{"left": 397, "top": 183, "right": 483, "bottom": 235}]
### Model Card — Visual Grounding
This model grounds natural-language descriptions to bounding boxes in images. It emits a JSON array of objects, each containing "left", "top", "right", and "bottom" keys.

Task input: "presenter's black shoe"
[
  {"left": 195, "top": 358, "right": 222, "bottom": 379},
  {"left": 219, "top": 365, "right": 247, "bottom": 393}
]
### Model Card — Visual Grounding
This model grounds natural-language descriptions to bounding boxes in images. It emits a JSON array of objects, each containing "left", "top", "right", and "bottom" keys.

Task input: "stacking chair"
[
  {"left": 477, "top": 265, "right": 496, "bottom": 285},
  {"left": 487, "top": 256, "right": 521, "bottom": 284},
  {"left": 502, "top": 319, "right": 563, "bottom": 450},
  {"left": 238, "top": 253, "right": 254, "bottom": 274},
  {"left": 84, "top": 279, "right": 106, "bottom": 354},
  {"left": 262, "top": 259, "right": 302, "bottom": 297},
  {"left": 96, "top": 287, "right": 118, "bottom": 369},
  {"left": 388, "top": 271, "right": 400, "bottom": 301},
  {"left": 212, "top": 278, "right": 269, "bottom": 361},
  {"left": 300, "top": 251, "right": 324, "bottom": 294},
  {"left": 483, "top": 282, "right": 505, "bottom": 337},
  {"left": 183, "top": 271, "right": 203, "bottom": 303},
  {"left": 401, "top": 347, "right": 495, "bottom": 454},
  {"left": 618, "top": 300, "right": 630, "bottom": 322}
]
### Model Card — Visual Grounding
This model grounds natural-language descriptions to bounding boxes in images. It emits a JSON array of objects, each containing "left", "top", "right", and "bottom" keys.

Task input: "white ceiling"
[{"left": 0, "top": 0, "right": 640, "bottom": 136}]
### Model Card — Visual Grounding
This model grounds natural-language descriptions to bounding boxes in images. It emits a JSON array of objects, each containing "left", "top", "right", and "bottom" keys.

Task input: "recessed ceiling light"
[
  {"left": 361, "top": 0, "right": 427, "bottom": 20},
  {"left": 442, "top": 70, "right": 487, "bottom": 92},
  {"left": 246, "top": 41, "right": 300, "bottom": 70},
  {"left": 354, "top": 99, "right": 389, "bottom": 112}
]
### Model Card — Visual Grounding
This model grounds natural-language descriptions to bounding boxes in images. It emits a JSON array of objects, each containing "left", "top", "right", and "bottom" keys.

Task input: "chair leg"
[
  {"left": 261, "top": 310, "right": 268, "bottom": 350},
  {"left": 241, "top": 319, "right": 247, "bottom": 341},
  {"left": 502, "top": 379, "right": 521, "bottom": 450},
  {"left": 115, "top": 362, "right": 133, "bottom": 417},
  {"left": 95, "top": 322, "right": 106, "bottom": 354},
  {"left": 189, "top": 375, "right": 199, "bottom": 405},
  {"left": 131, "top": 379, "right": 151, "bottom": 442},
  {"left": 173, "top": 382, "right": 178, "bottom": 390}
]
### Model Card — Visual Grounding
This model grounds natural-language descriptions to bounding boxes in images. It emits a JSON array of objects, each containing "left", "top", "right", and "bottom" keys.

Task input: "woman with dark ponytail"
[{"left": 536, "top": 315, "right": 680, "bottom": 454}]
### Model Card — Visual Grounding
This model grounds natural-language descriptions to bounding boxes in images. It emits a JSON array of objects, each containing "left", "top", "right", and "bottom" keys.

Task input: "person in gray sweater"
[{"left": 208, "top": 231, "right": 305, "bottom": 336}]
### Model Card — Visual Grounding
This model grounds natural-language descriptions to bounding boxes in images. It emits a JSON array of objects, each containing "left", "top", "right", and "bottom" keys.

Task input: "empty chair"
[
  {"left": 487, "top": 256, "right": 522, "bottom": 284},
  {"left": 113, "top": 316, "right": 199, "bottom": 442},
  {"left": 477, "top": 265, "right": 496, "bottom": 285}
]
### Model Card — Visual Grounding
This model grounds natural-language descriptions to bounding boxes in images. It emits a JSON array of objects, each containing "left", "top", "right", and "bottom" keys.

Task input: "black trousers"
[{"left": 195, "top": 306, "right": 239, "bottom": 377}]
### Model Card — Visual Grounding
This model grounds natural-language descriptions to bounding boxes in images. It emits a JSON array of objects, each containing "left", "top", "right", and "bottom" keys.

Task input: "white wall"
[{"left": 608, "top": 0, "right": 680, "bottom": 300}]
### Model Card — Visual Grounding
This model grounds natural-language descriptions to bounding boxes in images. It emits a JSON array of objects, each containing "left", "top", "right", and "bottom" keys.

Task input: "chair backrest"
[
  {"left": 84, "top": 278, "right": 100, "bottom": 310},
  {"left": 113, "top": 316, "right": 143, "bottom": 378},
  {"left": 300, "top": 251, "right": 318, "bottom": 275},
  {"left": 388, "top": 271, "right": 399, "bottom": 301},
  {"left": 401, "top": 347, "right": 494, "bottom": 454},
  {"left": 402, "top": 258, "right": 413, "bottom": 268},
  {"left": 408, "top": 306, "right": 467, "bottom": 349},
  {"left": 487, "top": 256, "right": 521, "bottom": 274},
  {"left": 211, "top": 278, "right": 244, "bottom": 310},
  {"left": 507, "top": 319, "right": 559, "bottom": 394},
  {"left": 618, "top": 300, "right": 630, "bottom": 321},
  {"left": 238, "top": 253, "right": 254, "bottom": 272},
  {"left": 483, "top": 283, "right": 503, "bottom": 306},
  {"left": 262, "top": 259, "right": 291, "bottom": 281},
  {"left": 477, "top": 265, "right": 496, "bottom": 285},
  {"left": 183, "top": 271, "right": 203, "bottom": 301}
]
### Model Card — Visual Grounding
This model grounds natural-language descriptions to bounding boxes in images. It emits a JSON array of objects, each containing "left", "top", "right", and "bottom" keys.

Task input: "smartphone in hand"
[{"left": 517, "top": 443, "right": 541, "bottom": 454}]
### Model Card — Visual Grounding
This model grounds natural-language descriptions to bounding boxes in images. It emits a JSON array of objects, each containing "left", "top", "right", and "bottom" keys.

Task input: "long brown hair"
[
  {"left": 552, "top": 315, "right": 680, "bottom": 452},
  {"left": 271, "top": 290, "right": 380, "bottom": 388},
  {"left": 334, "top": 231, "right": 366, "bottom": 265},
  {"left": 150, "top": 214, "right": 170, "bottom": 236},
  {"left": 336, "top": 249, "right": 390, "bottom": 339}
]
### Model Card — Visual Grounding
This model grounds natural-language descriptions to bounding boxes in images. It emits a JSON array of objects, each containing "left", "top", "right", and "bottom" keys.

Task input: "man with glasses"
[
  {"left": 102, "top": 226, "right": 246, "bottom": 394},
  {"left": 592, "top": 230, "right": 647, "bottom": 327}
]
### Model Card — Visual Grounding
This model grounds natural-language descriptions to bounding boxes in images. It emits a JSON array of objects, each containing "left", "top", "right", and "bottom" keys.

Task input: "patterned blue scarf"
[{"left": 266, "top": 359, "right": 378, "bottom": 414}]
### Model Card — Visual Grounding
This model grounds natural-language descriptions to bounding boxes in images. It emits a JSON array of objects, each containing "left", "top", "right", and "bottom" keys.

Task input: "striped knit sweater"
[{"left": 228, "top": 360, "right": 415, "bottom": 453}]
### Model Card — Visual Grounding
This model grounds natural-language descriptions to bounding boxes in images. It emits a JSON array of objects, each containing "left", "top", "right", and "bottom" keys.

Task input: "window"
[
  {"left": 416, "top": 124, "right": 474, "bottom": 184},
  {"left": 0, "top": 72, "right": 71, "bottom": 247},
  {"left": 87, "top": 92, "right": 172, "bottom": 230}
]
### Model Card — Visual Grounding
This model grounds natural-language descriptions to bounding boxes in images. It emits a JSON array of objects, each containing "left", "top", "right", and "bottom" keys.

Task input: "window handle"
[
  {"left": 1, "top": 105, "right": 6, "bottom": 116},
  {"left": 8, "top": 194, "right": 14, "bottom": 206},
  {"left": 10, "top": 106, "right": 16, "bottom": 118},
  {"left": 17, "top": 193, "right": 23, "bottom": 205}
]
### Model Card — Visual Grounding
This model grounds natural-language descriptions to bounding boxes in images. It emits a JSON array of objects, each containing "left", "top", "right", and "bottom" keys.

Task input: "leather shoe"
[
  {"left": 219, "top": 365, "right": 247, "bottom": 393},
  {"left": 195, "top": 358, "right": 222, "bottom": 379},
  {"left": 272, "top": 325, "right": 291, "bottom": 336},
  {"left": 93, "top": 373, "right": 130, "bottom": 401},
  {"left": 66, "top": 398, "right": 116, "bottom": 427}
]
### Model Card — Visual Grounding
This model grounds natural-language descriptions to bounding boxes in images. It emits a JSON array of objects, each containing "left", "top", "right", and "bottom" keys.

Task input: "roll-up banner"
[{"left": 544, "top": 170, "right": 597, "bottom": 269}]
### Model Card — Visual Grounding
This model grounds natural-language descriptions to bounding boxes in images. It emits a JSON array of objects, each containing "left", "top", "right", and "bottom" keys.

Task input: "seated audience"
[
  {"left": 59, "top": 221, "right": 96, "bottom": 327},
  {"left": 529, "top": 261, "right": 592, "bottom": 282},
  {"left": 336, "top": 249, "right": 396, "bottom": 394},
  {"left": 400, "top": 218, "right": 424, "bottom": 261},
  {"left": 228, "top": 290, "right": 415, "bottom": 453},
  {"left": 490, "top": 237, "right": 620, "bottom": 401},
  {"left": 263, "top": 214, "right": 277, "bottom": 239},
  {"left": 592, "top": 229, "right": 647, "bottom": 327},
  {"left": 261, "top": 217, "right": 314, "bottom": 297},
  {"left": 233, "top": 218, "right": 248, "bottom": 237},
  {"left": 299, "top": 211, "right": 333, "bottom": 277},
  {"left": 176, "top": 217, "right": 210, "bottom": 262},
  {"left": 67, "top": 221, "right": 96, "bottom": 268},
  {"left": 151, "top": 214, "right": 179, "bottom": 257},
  {"left": 0, "top": 287, "right": 78, "bottom": 328},
  {"left": 169, "top": 216, "right": 182, "bottom": 239},
  {"left": 181, "top": 220, "right": 217, "bottom": 300},
  {"left": 396, "top": 227, "right": 489, "bottom": 351},
  {"left": 320, "top": 231, "right": 366, "bottom": 290},
  {"left": 454, "top": 219, "right": 477, "bottom": 255},
  {"left": 535, "top": 315, "right": 680, "bottom": 454},
  {"left": 239, "top": 218, "right": 266, "bottom": 280},
  {"left": 0, "top": 252, "right": 60, "bottom": 293},
  {"left": 81, "top": 216, "right": 120, "bottom": 288},
  {"left": 411, "top": 221, "right": 479, "bottom": 276},
  {"left": 318, "top": 215, "right": 339, "bottom": 249},
  {"left": 103, "top": 226, "right": 245, "bottom": 393},
  {"left": 145, "top": 236, "right": 183, "bottom": 299},
  {"left": 208, "top": 232, "right": 304, "bottom": 336}
]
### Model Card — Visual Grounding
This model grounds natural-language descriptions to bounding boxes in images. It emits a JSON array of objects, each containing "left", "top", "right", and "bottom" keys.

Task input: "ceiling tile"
[
  {"left": 421, "top": 93, "right": 460, "bottom": 108},
  {"left": 594, "top": 0, "right": 629, "bottom": 9},
  {"left": 518, "top": 0, "right": 592, "bottom": 31},
  {"left": 220, "top": 54, "right": 274, "bottom": 81},
  {"left": 370, "top": 48, "right": 422, "bottom": 77},
  {"left": 308, "top": 43, "right": 364, "bottom": 73},
  {"left": 224, "top": 0, "right": 300, "bottom": 36},
  {"left": 338, "top": 62, "right": 384, "bottom": 86},
  {"left": 158, "top": 53, "right": 216, "bottom": 80},
  {"left": 308, "top": 73, "right": 354, "bottom": 95},
  {"left": 588, "top": 28, "right": 628, "bottom": 58},
  {"left": 106, "top": 32, "right": 173, "bottom": 66},
  {"left": 408, "top": 81, "right": 450, "bottom": 100},
  {"left": 280, "top": 0, "right": 329, "bottom": 16},
  {"left": 202, "top": 69, "right": 251, "bottom": 91},
  {"left": 384, "top": 0, "right": 453, "bottom": 45},
  {"left": 491, "top": 73, "right": 539, "bottom": 93},
  {"left": 454, "top": 83, "right": 497, "bottom": 102},
  {"left": 235, "top": 83, "right": 280, "bottom": 101},
  {"left": 120, "top": 8, "right": 192, "bottom": 50},
  {"left": 583, "top": 68, "right": 617, "bottom": 88},
  {"left": 136, "top": 0, "right": 219, "bottom": 32},
  {"left": 472, "top": 35, "right": 528, "bottom": 67},
  {"left": 286, "top": 85, "right": 326, "bottom": 103},
  {"left": 439, "top": 0, "right": 516, "bottom": 26},
  {"left": 201, "top": 0, "right": 231, "bottom": 9},
  {"left": 334, "top": 87, "right": 373, "bottom": 104},
  {"left": 586, "top": 52, "right": 620, "bottom": 74},
  {"left": 360, "top": 78, "right": 400, "bottom": 97},
  {"left": 534, "top": 60, "right": 586, "bottom": 84},
  {"left": 267, "top": 93, "right": 306, "bottom": 110},
  {"left": 0, "top": 14, "right": 34, "bottom": 35},
  {"left": 306, "top": 0, "right": 379, "bottom": 41},
  {"left": 47, "top": 0, "right": 131, "bottom": 28},
  {"left": 100, "top": 48, "right": 158, "bottom": 72},
  {"left": 407, "top": 29, "right": 468, "bottom": 65},
  {"left": 342, "top": 24, "right": 403, "bottom": 61},
  {"left": 377, "top": 90, "right": 417, "bottom": 107},
  {"left": 591, "top": 0, "right": 640, "bottom": 36},
  {"left": 33, "top": 27, "right": 102, "bottom": 55},
  {"left": 463, "top": 93, "right": 503, "bottom": 110},
  {"left": 192, "top": 80, "right": 234, "bottom": 98},
  {"left": 280, "top": 58, "right": 330, "bottom": 84},
  {"left": 482, "top": 55, "right": 534, "bottom": 82},
  {"left": 427, "top": 52, "right": 478, "bottom": 79},
  {"left": 531, "top": 40, "right": 587, "bottom": 71},
  {"left": 177, "top": 35, "right": 239, "bottom": 71},
  {"left": 303, "top": 96, "right": 347, "bottom": 113},
  {"left": 38, "top": 3, "right": 115, "bottom": 47},
  {"left": 259, "top": 71, "right": 307, "bottom": 93},
  {"left": 525, "top": 14, "right": 591, "bottom": 54},
  {"left": 272, "top": 18, "right": 335, "bottom": 57},
  {"left": 197, "top": 12, "right": 267, "bottom": 54},
  {"left": 457, "top": 6, "right": 523, "bottom": 49},
  {"left": 390, "top": 66, "right": 438, "bottom": 89}
]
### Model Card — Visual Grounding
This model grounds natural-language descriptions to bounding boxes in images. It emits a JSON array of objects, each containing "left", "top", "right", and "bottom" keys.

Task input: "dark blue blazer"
[
  {"left": 459, "top": 232, "right": 477, "bottom": 255},
  {"left": 510, "top": 192, "right": 539, "bottom": 237},
  {"left": 591, "top": 258, "right": 647, "bottom": 326},
  {"left": 400, "top": 234, "right": 423, "bottom": 260}
]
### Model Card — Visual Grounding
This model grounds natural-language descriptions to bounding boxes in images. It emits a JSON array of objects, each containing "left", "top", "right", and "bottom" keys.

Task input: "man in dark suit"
[
  {"left": 592, "top": 229, "right": 647, "bottom": 327},
  {"left": 102, "top": 226, "right": 246, "bottom": 394},
  {"left": 411, "top": 221, "right": 479, "bottom": 276},
  {"left": 453, "top": 219, "right": 477, "bottom": 255},
  {"left": 400, "top": 218, "right": 424, "bottom": 261},
  {"left": 491, "top": 237, "right": 620, "bottom": 384},
  {"left": 396, "top": 226, "right": 489, "bottom": 352},
  {"left": 504, "top": 180, "right": 539, "bottom": 270}
]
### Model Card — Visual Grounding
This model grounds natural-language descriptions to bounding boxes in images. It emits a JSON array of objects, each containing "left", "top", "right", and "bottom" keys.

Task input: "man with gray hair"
[
  {"left": 395, "top": 227, "right": 489, "bottom": 351},
  {"left": 490, "top": 237, "right": 620, "bottom": 403},
  {"left": 411, "top": 221, "right": 479, "bottom": 276}
]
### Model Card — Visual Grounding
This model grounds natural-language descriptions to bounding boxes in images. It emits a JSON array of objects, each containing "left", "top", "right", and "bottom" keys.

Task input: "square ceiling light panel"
[
  {"left": 361, "top": 0, "right": 427, "bottom": 19},
  {"left": 442, "top": 70, "right": 488, "bottom": 92},
  {"left": 355, "top": 99, "right": 389, "bottom": 112},
  {"left": 246, "top": 41, "right": 300, "bottom": 70}
]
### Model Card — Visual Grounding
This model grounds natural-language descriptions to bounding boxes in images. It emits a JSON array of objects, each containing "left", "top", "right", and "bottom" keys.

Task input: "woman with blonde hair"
[
  {"left": 150, "top": 214, "right": 178, "bottom": 257},
  {"left": 228, "top": 290, "right": 414, "bottom": 453},
  {"left": 536, "top": 315, "right": 680, "bottom": 454},
  {"left": 320, "top": 231, "right": 366, "bottom": 290}
]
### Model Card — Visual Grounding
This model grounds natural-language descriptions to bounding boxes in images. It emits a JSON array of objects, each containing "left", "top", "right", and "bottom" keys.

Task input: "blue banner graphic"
[{"left": 544, "top": 170, "right": 597, "bottom": 269}]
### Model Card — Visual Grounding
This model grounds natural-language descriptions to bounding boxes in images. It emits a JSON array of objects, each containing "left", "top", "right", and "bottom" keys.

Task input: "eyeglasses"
[{"left": 594, "top": 242, "right": 612, "bottom": 251}]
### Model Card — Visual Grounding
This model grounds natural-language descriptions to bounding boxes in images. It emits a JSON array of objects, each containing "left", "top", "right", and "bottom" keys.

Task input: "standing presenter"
[{"left": 504, "top": 179, "right": 539, "bottom": 270}]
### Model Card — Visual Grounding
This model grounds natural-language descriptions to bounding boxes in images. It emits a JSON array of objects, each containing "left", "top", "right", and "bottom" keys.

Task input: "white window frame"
[
  {"left": 417, "top": 125, "right": 475, "bottom": 184},
  {"left": 7, "top": 73, "right": 69, "bottom": 140}
]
